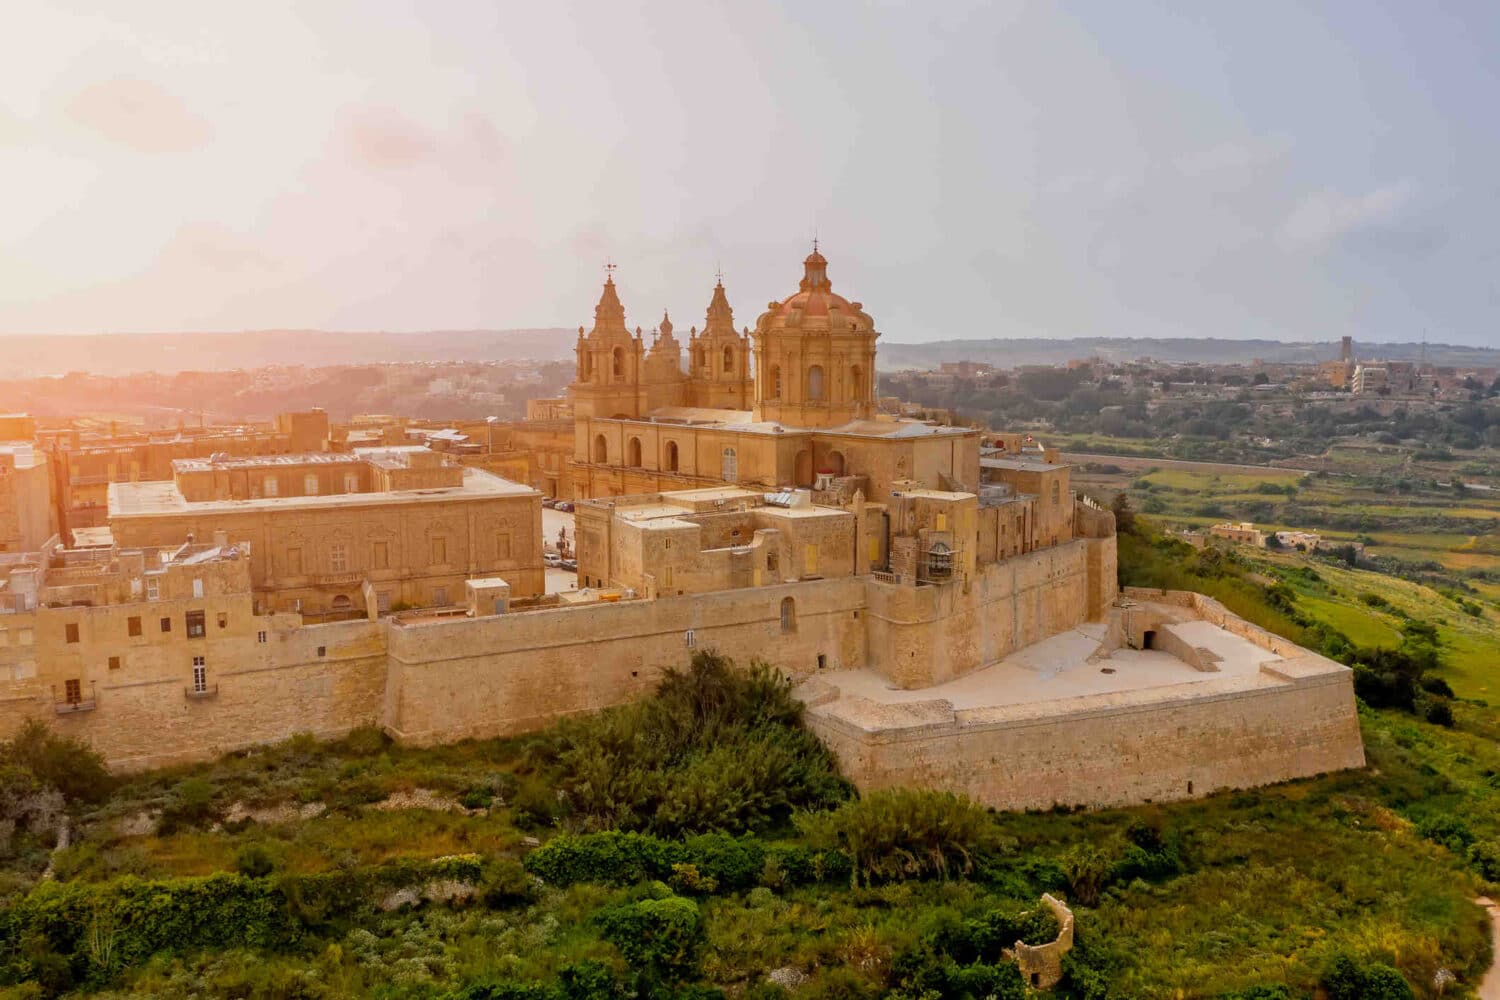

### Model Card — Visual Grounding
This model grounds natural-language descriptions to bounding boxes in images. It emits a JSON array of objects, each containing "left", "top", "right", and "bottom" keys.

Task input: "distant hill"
[
  {"left": 875, "top": 337, "right": 1500, "bottom": 371},
  {"left": 0, "top": 328, "right": 577, "bottom": 378},
  {"left": 4, "top": 329, "right": 1497, "bottom": 378}
]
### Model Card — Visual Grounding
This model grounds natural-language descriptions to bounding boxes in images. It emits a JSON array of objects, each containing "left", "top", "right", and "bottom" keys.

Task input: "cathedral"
[{"left": 568, "top": 246, "right": 978, "bottom": 504}]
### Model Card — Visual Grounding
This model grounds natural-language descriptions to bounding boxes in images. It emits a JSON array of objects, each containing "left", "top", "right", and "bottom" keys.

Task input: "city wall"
[
  {"left": 804, "top": 592, "right": 1366, "bottom": 812},
  {"left": 384, "top": 577, "right": 867, "bottom": 744}
]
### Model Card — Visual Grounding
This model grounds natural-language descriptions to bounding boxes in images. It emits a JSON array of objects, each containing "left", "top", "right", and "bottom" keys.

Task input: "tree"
[{"left": 1110, "top": 491, "right": 1137, "bottom": 534}]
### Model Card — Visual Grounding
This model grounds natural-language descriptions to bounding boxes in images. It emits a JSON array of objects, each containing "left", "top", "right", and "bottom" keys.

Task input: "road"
[{"left": 542, "top": 507, "right": 578, "bottom": 594}]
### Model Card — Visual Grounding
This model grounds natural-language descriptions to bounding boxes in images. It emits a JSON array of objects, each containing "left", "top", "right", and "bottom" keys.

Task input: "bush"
[
  {"left": 1, "top": 720, "right": 112, "bottom": 805},
  {"left": 594, "top": 891, "right": 704, "bottom": 986},
  {"left": 1424, "top": 700, "right": 1455, "bottom": 727},
  {"left": 795, "top": 789, "right": 1003, "bottom": 887},
  {"left": 156, "top": 777, "right": 219, "bottom": 834},
  {"left": 524, "top": 651, "right": 849, "bottom": 836},
  {"left": 234, "top": 843, "right": 280, "bottom": 878},
  {"left": 1059, "top": 842, "right": 1111, "bottom": 907},
  {"left": 1320, "top": 952, "right": 1413, "bottom": 1000}
]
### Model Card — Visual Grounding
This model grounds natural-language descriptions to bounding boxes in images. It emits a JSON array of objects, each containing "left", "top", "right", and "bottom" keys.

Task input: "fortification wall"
[
  {"left": 864, "top": 540, "right": 1098, "bottom": 688},
  {"left": 1, "top": 618, "right": 386, "bottom": 772},
  {"left": 384, "top": 577, "right": 867, "bottom": 745},
  {"left": 808, "top": 634, "right": 1365, "bottom": 812}
]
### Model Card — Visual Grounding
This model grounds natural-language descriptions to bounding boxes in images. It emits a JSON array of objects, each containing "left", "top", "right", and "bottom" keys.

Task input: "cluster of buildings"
[{"left": 0, "top": 246, "right": 1364, "bottom": 811}]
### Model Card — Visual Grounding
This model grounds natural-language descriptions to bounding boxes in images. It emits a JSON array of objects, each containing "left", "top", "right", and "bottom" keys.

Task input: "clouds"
[
  {"left": 0, "top": 1, "right": 1496, "bottom": 346},
  {"left": 1279, "top": 181, "right": 1417, "bottom": 253},
  {"left": 64, "top": 77, "right": 211, "bottom": 153}
]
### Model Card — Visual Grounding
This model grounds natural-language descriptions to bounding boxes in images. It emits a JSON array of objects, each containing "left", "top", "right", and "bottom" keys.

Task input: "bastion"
[{"left": 797, "top": 587, "right": 1366, "bottom": 811}]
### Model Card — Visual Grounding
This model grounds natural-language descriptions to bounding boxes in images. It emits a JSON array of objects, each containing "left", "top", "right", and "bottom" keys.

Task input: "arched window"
[
  {"left": 723, "top": 345, "right": 734, "bottom": 373},
  {"left": 695, "top": 346, "right": 706, "bottom": 369},
  {"left": 850, "top": 364, "right": 864, "bottom": 400},
  {"left": 827, "top": 450, "right": 846, "bottom": 477},
  {"left": 627, "top": 436, "right": 642, "bottom": 468},
  {"left": 808, "top": 365, "right": 825, "bottom": 401},
  {"left": 665, "top": 440, "right": 679, "bottom": 472},
  {"left": 721, "top": 447, "right": 737, "bottom": 483},
  {"left": 612, "top": 346, "right": 625, "bottom": 379},
  {"left": 331, "top": 594, "right": 352, "bottom": 612},
  {"left": 780, "top": 596, "right": 796, "bottom": 633},
  {"left": 770, "top": 365, "right": 782, "bottom": 399},
  {"left": 593, "top": 434, "right": 608, "bottom": 464}
]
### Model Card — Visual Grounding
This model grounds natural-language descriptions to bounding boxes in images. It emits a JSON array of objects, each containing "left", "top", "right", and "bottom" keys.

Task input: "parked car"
[
  {"left": 542, "top": 498, "right": 556, "bottom": 509},
  {"left": 555, "top": 501, "right": 574, "bottom": 513},
  {"left": 544, "top": 554, "right": 562, "bottom": 568},
  {"left": 560, "top": 559, "right": 578, "bottom": 572}
]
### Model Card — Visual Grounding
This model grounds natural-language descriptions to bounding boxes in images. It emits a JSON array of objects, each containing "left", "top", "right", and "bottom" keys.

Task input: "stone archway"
[{"left": 826, "top": 450, "right": 846, "bottom": 477}]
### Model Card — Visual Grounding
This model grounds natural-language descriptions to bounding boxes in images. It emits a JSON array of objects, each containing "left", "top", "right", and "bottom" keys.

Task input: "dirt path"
[{"left": 1475, "top": 897, "right": 1500, "bottom": 999}]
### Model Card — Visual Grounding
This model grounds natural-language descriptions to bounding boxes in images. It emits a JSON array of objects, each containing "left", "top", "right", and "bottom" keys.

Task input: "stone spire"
[
  {"left": 590, "top": 274, "right": 627, "bottom": 336},
  {"left": 800, "top": 243, "right": 831, "bottom": 293},
  {"left": 703, "top": 278, "right": 735, "bottom": 334}
]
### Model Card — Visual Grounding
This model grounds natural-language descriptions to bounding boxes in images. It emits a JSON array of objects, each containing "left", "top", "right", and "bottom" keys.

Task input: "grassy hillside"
[{"left": 1, "top": 518, "right": 1498, "bottom": 998}]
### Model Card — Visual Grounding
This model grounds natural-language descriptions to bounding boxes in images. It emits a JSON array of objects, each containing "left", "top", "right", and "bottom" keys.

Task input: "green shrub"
[
  {"left": 524, "top": 651, "right": 849, "bottom": 836},
  {"left": 524, "top": 831, "right": 684, "bottom": 887},
  {"left": 156, "top": 776, "right": 219, "bottom": 834},
  {"left": 594, "top": 891, "right": 703, "bottom": 986},
  {"left": 1321, "top": 952, "right": 1415, "bottom": 1000},
  {"left": 1, "top": 720, "right": 112, "bottom": 805},
  {"left": 795, "top": 789, "right": 1003, "bottom": 887},
  {"left": 234, "top": 843, "right": 280, "bottom": 878},
  {"left": 1059, "top": 842, "right": 1111, "bottom": 907}
]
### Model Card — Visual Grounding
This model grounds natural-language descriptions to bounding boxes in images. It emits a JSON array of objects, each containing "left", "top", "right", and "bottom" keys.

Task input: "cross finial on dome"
[{"left": 603, "top": 259, "right": 617, "bottom": 282}]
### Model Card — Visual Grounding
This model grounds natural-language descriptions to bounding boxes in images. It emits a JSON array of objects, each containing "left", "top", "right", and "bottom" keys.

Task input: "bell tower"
[
  {"left": 568, "top": 268, "right": 646, "bottom": 420},
  {"left": 686, "top": 274, "right": 753, "bottom": 409}
]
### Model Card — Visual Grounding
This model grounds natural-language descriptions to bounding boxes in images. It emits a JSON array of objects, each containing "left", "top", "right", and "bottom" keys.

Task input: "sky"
[{"left": 1, "top": 1, "right": 1497, "bottom": 346}]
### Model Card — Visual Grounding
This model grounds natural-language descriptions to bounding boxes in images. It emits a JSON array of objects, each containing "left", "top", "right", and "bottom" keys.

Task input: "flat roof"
[
  {"left": 802, "top": 602, "right": 1345, "bottom": 732},
  {"left": 110, "top": 467, "right": 536, "bottom": 518},
  {"left": 174, "top": 452, "right": 359, "bottom": 472}
]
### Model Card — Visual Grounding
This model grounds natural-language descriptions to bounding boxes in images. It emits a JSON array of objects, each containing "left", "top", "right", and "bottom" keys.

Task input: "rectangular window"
[
  {"left": 192, "top": 578, "right": 204, "bottom": 599},
  {"left": 257, "top": 630, "right": 268, "bottom": 643},
  {"left": 263, "top": 476, "right": 279, "bottom": 497},
  {"left": 186, "top": 610, "right": 206, "bottom": 638},
  {"left": 330, "top": 543, "right": 348, "bottom": 573},
  {"left": 344, "top": 472, "right": 359, "bottom": 494},
  {"left": 217, "top": 611, "right": 228, "bottom": 629},
  {"left": 18, "top": 628, "right": 33, "bottom": 646},
  {"left": 65, "top": 623, "right": 80, "bottom": 644},
  {"left": 192, "top": 656, "right": 207, "bottom": 693},
  {"left": 127, "top": 616, "right": 142, "bottom": 637},
  {"left": 146, "top": 577, "right": 160, "bottom": 601},
  {"left": 936, "top": 513, "right": 948, "bottom": 532},
  {"left": 433, "top": 586, "right": 449, "bottom": 606},
  {"left": 685, "top": 629, "right": 696, "bottom": 648},
  {"left": 286, "top": 547, "right": 302, "bottom": 575},
  {"left": 64, "top": 679, "right": 82, "bottom": 704},
  {"left": 495, "top": 532, "right": 512, "bottom": 560},
  {"left": 160, "top": 617, "right": 171, "bottom": 633},
  {"left": 377, "top": 591, "right": 392, "bottom": 613},
  {"left": 869, "top": 537, "right": 880, "bottom": 562},
  {"left": 303, "top": 473, "right": 319, "bottom": 496},
  {"left": 108, "top": 655, "right": 121, "bottom": 670},
  {"left": 431, "top": 538, "right": 447, "bottom": 565},
  {"left": 372, "top": 541, "right": 389, "bottom": 569},
  {"left": 804, "top": 543, "right": 819, "bottom": 575}
]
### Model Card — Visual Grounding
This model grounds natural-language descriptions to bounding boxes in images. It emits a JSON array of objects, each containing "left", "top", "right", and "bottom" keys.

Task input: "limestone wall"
[
  {"left": 384, "top": 577, "right": 867, "bottom": 745},
  {"left": 808, "top": 660, "right": 1365, "bottom": 812},
  {"left": 864, "top": 539, "right": 1099, "bottom": 689}
]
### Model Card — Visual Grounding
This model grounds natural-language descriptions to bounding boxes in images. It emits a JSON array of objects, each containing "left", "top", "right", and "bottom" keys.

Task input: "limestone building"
[
  {"left": 1, "top": 416, "right": 56, "bottom": 554},
  {"left": 108, "top": 446, "right": 542, "bottom": 615},
  {"left": 569, "top": 249, "right": 977, "bottom": 503},
  {"left": 0, "top": 244, "right": 1365, "bottom": 811}
]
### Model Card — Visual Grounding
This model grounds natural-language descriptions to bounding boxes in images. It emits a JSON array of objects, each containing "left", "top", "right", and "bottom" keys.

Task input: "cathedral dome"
[{"left": 755, "top": 245, "right": 875, "bottom": 336}]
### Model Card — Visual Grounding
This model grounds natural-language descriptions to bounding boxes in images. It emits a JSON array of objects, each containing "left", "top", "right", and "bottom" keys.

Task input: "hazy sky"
[{"left": 2, "top": 1, "right": 1497, "bottom": 345}]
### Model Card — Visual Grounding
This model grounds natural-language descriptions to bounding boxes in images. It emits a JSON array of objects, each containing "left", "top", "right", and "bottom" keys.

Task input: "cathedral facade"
[{"left": 568, "top": 247, "right": 977, "bottom": 504}]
